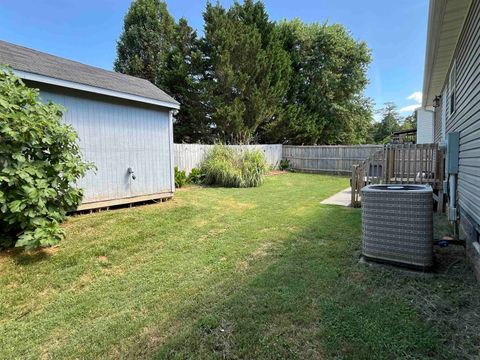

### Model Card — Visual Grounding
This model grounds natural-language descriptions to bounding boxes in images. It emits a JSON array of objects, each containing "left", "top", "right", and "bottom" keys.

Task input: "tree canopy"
[
  {"left": 267, "top": 19, "right": 372, "bottom": 144},
  {"left": 201, "top": 0, "right": 291, "bottom": 143},
  {"left": 160, "top": 18, "right": 211, "bottom": 143},
  {"left": 370, "top": 102, "right": 403, "bottom": 143},
  {"left": 114, "top": 0, "right": 374, "bottom": 145},
  {"left": 114, "top": 0, "right": 175, "bottom": 84}
]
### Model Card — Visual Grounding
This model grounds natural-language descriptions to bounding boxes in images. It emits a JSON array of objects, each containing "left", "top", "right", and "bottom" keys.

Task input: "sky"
[{"left": 0, "top": 0, "right": 429, "bottom": 118}]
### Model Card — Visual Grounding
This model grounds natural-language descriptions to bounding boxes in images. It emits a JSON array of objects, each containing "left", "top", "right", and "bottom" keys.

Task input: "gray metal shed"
[{"left": 0, "top": 40, "right": 180, "bottom": 210}]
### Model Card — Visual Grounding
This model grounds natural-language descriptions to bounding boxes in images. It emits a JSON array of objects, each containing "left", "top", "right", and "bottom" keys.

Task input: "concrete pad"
[{"left": 320, "top": 187, "right": 351, "bottom": 207}]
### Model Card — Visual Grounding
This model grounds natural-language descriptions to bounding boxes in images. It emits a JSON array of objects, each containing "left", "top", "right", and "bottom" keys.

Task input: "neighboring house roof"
[
  {"left": 422, "top": 0, "right": 471, "bottom": 107},
  {"left": 0, "top": 40, "right": 179, "bottom": 109}
]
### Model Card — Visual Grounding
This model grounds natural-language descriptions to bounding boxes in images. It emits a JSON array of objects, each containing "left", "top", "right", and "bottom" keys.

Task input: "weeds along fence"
[
  {"left": 174, "top": 144, "right": 283, "bottom": 174},
  {"left": 283, "top": 145, "right": 383, "bottom": 174}
]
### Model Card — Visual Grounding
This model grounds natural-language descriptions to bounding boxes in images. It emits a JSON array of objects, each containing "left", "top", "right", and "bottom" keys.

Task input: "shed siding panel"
[
  {"left": 445, "top": 0, "right": 480, "bottom": 226},
  {"left": 39, "top": 89, "right": 173, "bottom": 204}
]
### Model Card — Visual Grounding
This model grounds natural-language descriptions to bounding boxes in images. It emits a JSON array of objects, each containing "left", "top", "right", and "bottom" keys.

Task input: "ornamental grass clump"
[
  {"left": 201, "top": 145, "right": 268, "bottom": 188},
  {"left": 0, "top": 67, "right": 93, "bottom": 250}
]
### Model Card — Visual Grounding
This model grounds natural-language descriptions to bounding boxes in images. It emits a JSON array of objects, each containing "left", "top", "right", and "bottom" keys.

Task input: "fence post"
[
  {"left": 351, "top": 165, "right": 357, "bottom": 206},
  {"left": 383, "top": 146, "right": 388, "bottom": 183}
]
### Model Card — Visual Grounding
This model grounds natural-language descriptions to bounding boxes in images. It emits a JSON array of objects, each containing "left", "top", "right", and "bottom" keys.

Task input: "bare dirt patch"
[{"left": 267, "top": 170, "right": 288, "bottom": 176}]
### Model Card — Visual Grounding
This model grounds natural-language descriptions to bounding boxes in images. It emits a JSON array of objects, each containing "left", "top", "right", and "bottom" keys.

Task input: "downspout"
[{"left": 445, "top": 132, "right": 460, "bottom": 238}]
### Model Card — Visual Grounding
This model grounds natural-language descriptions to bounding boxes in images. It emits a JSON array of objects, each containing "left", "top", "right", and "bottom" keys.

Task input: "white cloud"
[
  {"left": 407, "top": 91, "right": 422, "bottom": 103},
  {"left": 399, "top": 104, "right": 421, "bottom": 113},
  {"left": 399, "top": 91, "right": 422, "bottom": 113}
]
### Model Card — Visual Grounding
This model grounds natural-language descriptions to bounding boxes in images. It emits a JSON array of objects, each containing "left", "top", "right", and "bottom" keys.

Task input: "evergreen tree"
[
  {"left": 202, "top": 0, "right": 291, "bottom": 144},
  {"left": 370, "top": 102, "right": 402, "bottom": 143},
  {"left": 114, "top": 0, "right": 175, "bottom": 84},
  {"left": 115, "top": 1, "right": 210, "bottom": 142},
  {"left": 160, "top": 18, "right": 211, "bottom": 143},
  {"left": 402, "top": 111, "right": 417, "bottom": 130},
  {"left": 114, "top": 0, "right": 375, "bottom": 145}
]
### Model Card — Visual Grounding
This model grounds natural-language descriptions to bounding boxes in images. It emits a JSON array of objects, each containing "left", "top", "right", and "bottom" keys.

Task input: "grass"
[{"left": 0, "top": 173, "right": 479, "bottom": 359}]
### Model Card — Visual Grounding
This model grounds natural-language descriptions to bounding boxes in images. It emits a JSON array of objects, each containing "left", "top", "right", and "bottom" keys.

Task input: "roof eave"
[
  {"left": 422, "top": 0, "right": 471, "bottom": 108},
  {"left": 14, "top": 69, "right": 180, "bottom": 110}
]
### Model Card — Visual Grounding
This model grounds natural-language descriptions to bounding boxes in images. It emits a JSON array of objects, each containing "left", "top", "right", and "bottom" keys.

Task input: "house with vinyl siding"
[
  {"left": 0, "top": 40, "right": 179, "bottom": 210},
  {"left": 421, "top": 0, "right": 480, "bottom": 279}
]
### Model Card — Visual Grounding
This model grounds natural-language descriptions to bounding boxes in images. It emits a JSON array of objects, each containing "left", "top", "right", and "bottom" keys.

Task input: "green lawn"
[{"left": 1, "top": 173, "right": 479, "bottom": 359}]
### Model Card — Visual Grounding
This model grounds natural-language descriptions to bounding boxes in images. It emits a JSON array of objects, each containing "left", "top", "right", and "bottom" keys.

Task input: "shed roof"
[{"left": 0, "top": 40, "right": 179, "bottom": 109}]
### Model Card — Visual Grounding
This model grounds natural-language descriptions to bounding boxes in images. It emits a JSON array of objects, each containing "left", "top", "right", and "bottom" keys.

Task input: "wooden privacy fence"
[
  {"left": 174, "top": 144, "right": 283, "bottom": 174},
  {"left": 351, "top": 143, "right": 445, "bottom": 207},
  {"left": 283, "top": 145, "right": 383, "bottom": 174}
]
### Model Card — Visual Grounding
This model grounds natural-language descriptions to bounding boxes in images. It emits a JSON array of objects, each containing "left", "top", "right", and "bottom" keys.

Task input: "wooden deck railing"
[{"left": 351, "top": 143, "right": 444, "bottom": 207}]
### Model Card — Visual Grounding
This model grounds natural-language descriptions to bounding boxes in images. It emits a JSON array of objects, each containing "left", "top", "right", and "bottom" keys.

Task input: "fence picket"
[
  {"left": 283, "top": 145, "right": 383, "bottom": 174},
  {"left": 350, "top": 143, "right": 444, "bottom": 207}
]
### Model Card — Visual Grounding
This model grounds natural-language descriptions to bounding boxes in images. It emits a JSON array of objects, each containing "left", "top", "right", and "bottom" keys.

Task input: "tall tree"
[
  {"left": 370, "top": 102, "right": 402, "bottom": 143},
  {"left": 402, "top": 111, "right": 417, "bottom": 130},
  {"left": 114, "top": 0, "right": 175, "bottom": 84},
  {"left": 114, "top": 0, "right": 375, "bottom": 145},
  {"left": 159, "top": 18, "right": 211, "bottom": 143},
  {"left": 266, "top": 19, "right": 373, "bottom": 145},
  {"left": 115, "top": 1, "right": 210, "bottom": 142},
  {"left": 202, "top": 0, "right": 291, "bottom": 144}
]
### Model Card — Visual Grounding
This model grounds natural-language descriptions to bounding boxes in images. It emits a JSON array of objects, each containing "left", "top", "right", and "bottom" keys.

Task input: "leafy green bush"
[
  {"left": 279, "top": 159, "right": 290, "bottom": 171},
  {"left": 174, "top": 166, "right": 187, "bottom": 188},
  {"left": 0, "top": 67, "right": 93, "bottom": 250},
  {"left": 201, "top": 145, "right": 268, "bottom": 188},
  {"left": 187, "top": 167, "right": 205, "bottom": 185}
]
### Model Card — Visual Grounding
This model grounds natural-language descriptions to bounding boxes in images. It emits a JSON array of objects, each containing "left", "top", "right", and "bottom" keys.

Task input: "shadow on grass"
[
  {"left": 118, "top": 205, "right": 471, "bottom": 360},
  {"left": 0, "top": 246, "right": 56, "bottom": 265}
]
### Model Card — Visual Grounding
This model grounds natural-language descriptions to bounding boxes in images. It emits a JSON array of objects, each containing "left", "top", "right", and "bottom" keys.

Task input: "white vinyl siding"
[{"left": 444, "top": 0, "right": 480, "bottom": 226}]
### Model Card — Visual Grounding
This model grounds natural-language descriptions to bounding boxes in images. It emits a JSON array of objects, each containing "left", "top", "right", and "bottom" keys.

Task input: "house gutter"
[{"left": 422, "top": 0, "right": 447, "bottom": 108}]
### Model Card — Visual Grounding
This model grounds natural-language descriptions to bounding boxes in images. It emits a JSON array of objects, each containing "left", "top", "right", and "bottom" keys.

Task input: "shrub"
[
  {"left": 201, "top": 145, "right": 242, "bottom": 187},
  {"left": 240, "top": 149, "right": 269, "bottom": 187},
  {"left": 0, "top": 67, "right": 93, "bottom": 250},
  {"left": 174, "top": 166, "right": 187, "bottom": 188},
  {"left": 187, "top": 167, "right": 205, "bottom": 185},
  {"left": 201, "top": 145, "right": 268, "bottom": 188},
  {"left": 279, "top": 158, "right": 290, "bottom": 171}
]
